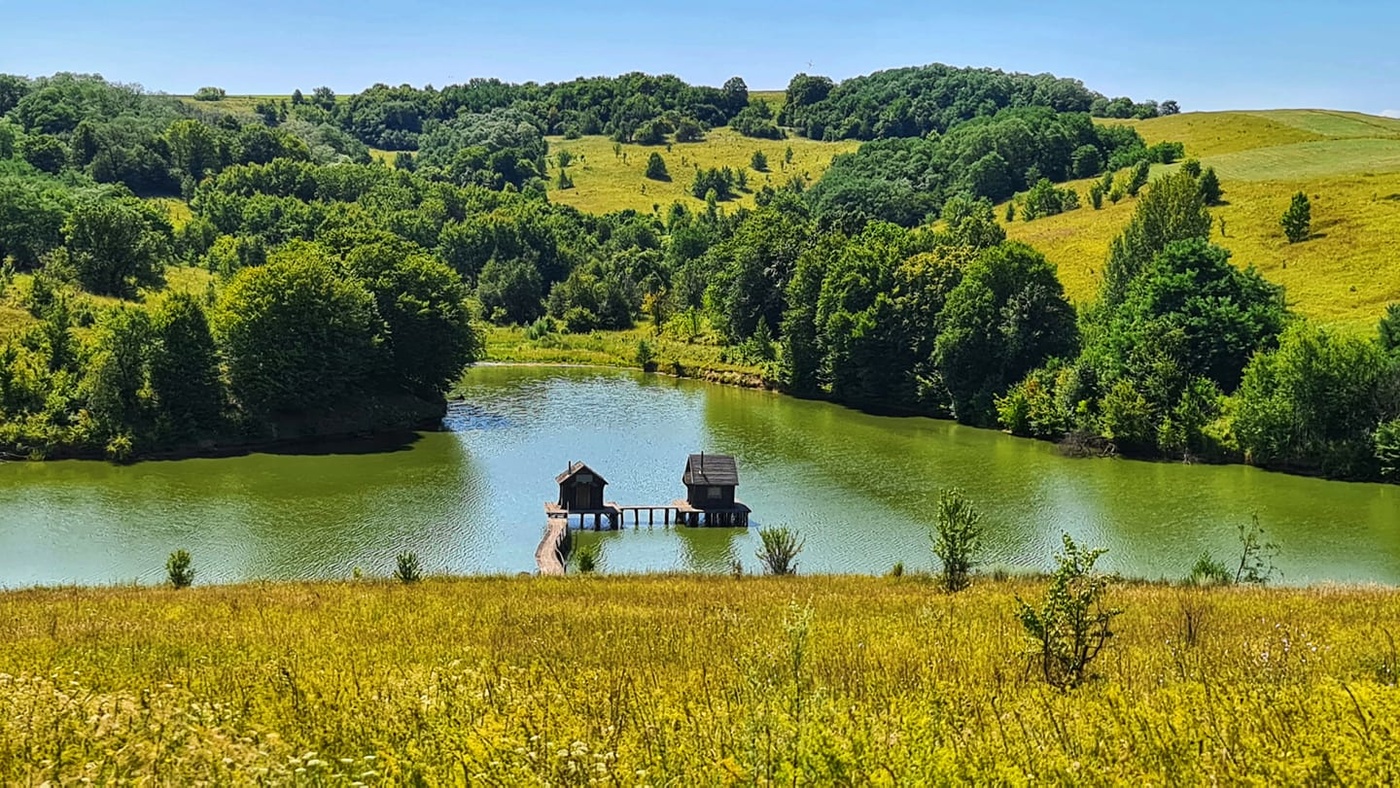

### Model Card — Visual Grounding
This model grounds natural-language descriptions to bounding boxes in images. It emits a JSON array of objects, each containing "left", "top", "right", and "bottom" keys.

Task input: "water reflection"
[{"left": 2, "top": 365, "right": 1399, "bottom": 587}]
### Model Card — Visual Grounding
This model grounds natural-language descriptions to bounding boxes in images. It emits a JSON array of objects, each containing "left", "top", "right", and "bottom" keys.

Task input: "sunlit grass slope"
[
  {"left": 480, "top": 321, "right": 765, "bottom": 388},
  {"left": 545, "top": 128, "right": 858, "bottom": 215},
  {"left": 1, "top": 576, "right": 1398, "bottom": 783},
  {"left": 1007, "top": 110, "right": 1400, "bottom": 329}
]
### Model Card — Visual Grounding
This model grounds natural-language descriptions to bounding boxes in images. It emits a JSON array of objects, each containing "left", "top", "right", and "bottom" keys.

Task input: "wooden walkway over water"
[{"left": 536, "top": 499, "right": 751, "bottom": 574}]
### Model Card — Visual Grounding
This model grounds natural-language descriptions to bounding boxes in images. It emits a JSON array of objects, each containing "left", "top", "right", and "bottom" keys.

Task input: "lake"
[{"left": 2, "top": 365, "right": 1397, "bottom": 587}]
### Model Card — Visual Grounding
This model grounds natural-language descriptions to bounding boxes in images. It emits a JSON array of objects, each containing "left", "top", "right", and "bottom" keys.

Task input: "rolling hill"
[
  {"left": 1006, "top": 110, "right": 1400, "bottom": 329},
  {"left": 542, "top": 128, "right": 858, "bottom": 215}
]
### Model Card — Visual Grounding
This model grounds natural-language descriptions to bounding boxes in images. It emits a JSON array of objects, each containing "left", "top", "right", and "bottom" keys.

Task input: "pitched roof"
[
  {"left": 556, "top": 461, "right": 607, "bottom": 485},
  {"left": 683, "top": 453, "right": 738, "bottom": 486}
]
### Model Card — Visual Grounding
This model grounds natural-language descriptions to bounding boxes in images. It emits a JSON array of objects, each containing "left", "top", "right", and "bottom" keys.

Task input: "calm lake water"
[{"left": 2, "top": 365, "right": 1398, "bottom": 587}]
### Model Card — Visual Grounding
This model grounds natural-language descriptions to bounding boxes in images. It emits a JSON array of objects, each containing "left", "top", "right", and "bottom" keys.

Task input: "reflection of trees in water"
[
  {"left": 231, "top": 433, "right": 487, "bottom": 580},
  {"left": 675, "top": 526, "right": 743, "bottom": 573}
]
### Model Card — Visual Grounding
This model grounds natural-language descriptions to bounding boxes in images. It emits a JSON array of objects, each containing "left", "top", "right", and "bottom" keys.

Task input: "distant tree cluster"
[
  {"left": 779, "top": 63, "right": 1175, "bottom": 141},
  {"left": 330, "top": 73, "right": 752, "bottom": 150},
  {"left": 805, "top": 107, "right": 1147, "bottom": 228}
]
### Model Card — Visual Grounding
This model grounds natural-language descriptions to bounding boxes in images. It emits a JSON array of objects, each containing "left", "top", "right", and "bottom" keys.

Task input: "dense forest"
[
  {"left": 778, "top": 64, "right": 1177, "bottom": 141},
  {"left": 0, "top": 67, "right": 1395, "bottom": 481}
]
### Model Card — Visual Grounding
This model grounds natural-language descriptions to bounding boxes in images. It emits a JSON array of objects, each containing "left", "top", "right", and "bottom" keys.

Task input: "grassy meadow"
[
  {"left": 2, "top": 575, "right": 1398, "bottom": 783},
  {"left": 481, "top": 321, "right": 765, "bottom": 387},
  {"left": 544, "top": 128, "right": 859, "bottom": 215},
  {"left": 1008, "top": 110, "right": 1400, "bottom": 329}
]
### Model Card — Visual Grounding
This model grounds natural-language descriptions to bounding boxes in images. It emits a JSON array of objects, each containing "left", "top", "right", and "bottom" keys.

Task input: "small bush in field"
[
  {"left": 395, "top": 551, "right": 422, "bottom": 584},
  {"left": 166, "top": 550, "right": 194, "bottom": 589}
]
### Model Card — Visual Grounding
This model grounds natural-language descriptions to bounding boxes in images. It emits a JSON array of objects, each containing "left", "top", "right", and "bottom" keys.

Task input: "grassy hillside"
[
  {"left": 544, "top": 128, "right": 857, "bottom": 215},
  {"left": 1008, "top": 110, "right": 1400, "bottom": 329},
  {"left": 1, "top": 575, "right": 1397, "bottom": 783}
]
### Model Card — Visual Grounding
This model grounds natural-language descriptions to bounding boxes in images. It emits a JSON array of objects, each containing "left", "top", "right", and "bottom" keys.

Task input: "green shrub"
[
  {"left": 395, "top": 551, "right": 422, "bottom": 584},
  {"left": 1187, "top": 553, "right": 1232, "bottom": 586},
  {"left": 1282, "top": 191, "right": 1311, "bottom": 243},
  {"left": 932, "top": 488, "right": 983, "bottom": 592},
  {"left": 756, "top": 526, "right": 804, "bottom": 575},
  {"left": 1016, "top": 534, "right": 1120, "bottom": 689},
  {"left": 166, "top": 549, "right": 195, "bottom": 589},
  {"left": 634, "top": 339, "right": 656, "bottom": 372},
  {"left": 644, "top": 152, "right": 669, "bottom": 181},
  {"left": 886, "top": 561, "right": 905, "bottom": 578},
  {"left": 574, "top": 543, "right": 599, "bottom": 574},
  {"left": 1233, "top": 515, "right": 1278, "bottom": 585}
]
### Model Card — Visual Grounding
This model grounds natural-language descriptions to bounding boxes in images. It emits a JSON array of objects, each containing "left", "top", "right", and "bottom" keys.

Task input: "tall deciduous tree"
[
  {"left": 214, "top": 247, "right": 381, "bottom": 415},
  {"left": 149, "top": 291, "right": 224, "bottom": 438},
  {"left": 64, "top": 195, "right": 173, "bottom": 296},
  {"left": 935, "top": 242, "right": 1078, "bottom": 424}
]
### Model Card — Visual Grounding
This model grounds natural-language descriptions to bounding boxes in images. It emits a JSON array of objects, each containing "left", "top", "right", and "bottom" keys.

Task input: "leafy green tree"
[
  {"left": 779, "top": 234, "right": 840, "bottom": 395},
  {"left": 1281, "top": 191, "right": 1310, "bottom": 243},
  {"left": 64, "top": 195, "right": 173, "bottom": 296},
  {"left": 81, "top": 305, "right": 155, "bottom": 444},
  {"left": 1378, "top": 303, "right": 1400, "bottom": 354},
  {"left": 193, "top": 87, "right": 226, "bottom": 101},
  {"left": 312, "top": 86, "right": 336, "bottom": 111},
  {"left": 477, "top": 257, "right": 543, "bottom": 325},
  {"left": 644, "top": 151, "right": 669, "bottom": 181},
  {"left": 0, "top": 120, "right": 17, "bottom": 160},
  {"left": 164, "top": 119, "right": 224, "bottom": 183},
  {"left": 19, "top": 135, "right": 66, "bottom": 174},
  {"left": 1071, "top": 144, "right": 1102, "bottom": 179},
  {"left": 214, "top": 248, "right": 382, "bottom": 415},
  {"left": 706, "top": 202, "right": 814, "bottom": 341},
  {"left": 750, "top": 150, "right": 768, "bottom": 172},
  {"left": 1197, "top": 167, "right": 1222, "bottom": 205},
  {"left": 1099, "top": 170, "right": 1213, "bottom": 308},
  {"left": 1016, "top": 534, "right": 1120, "bottom": 689},
  {"left": 1376, "top": 419, "right": 1400, "bottom": 482},
  {"left": 939, "top": 194, "right": 1005, "bottom": 249},
  {"left": 932, "top": 488, "right": 983, "bottom": 592},
  {"left": 0, "top": 74, "right": 29, "bottom": 116},
  {"left": 1098, "top": 378, "right": 1155, "bottom": 452},
  {"left": 1126, "top": 159, "right": 1150, "bottom": 197},
  {"left": 674, "top": 118, "right": 704, "bottom": 143},
  {"left": 815, "top": 222, "right": 929, "bottom": 405},
  {"left": 149, "top": 291, "right": 224, "bottom": 438},
  {"left": 345, "top": 242, "right": 478, "bottom": 397},
  {"left": 1098, "top": 238, "right": 1286, "bottom": 393},
  {"left": 934, "top": 242, "right": 1079, "bottom": 424},
  {"left": 0, "top": 174, "right": 71, "bottom": 268},
  {"left": 1233, "top": 324, "right": 1396, "bottom": 478}
]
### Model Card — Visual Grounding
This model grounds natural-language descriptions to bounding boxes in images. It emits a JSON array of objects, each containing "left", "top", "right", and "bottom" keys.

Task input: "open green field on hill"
[
  {"left": 1, "top": 575, "right": 1398, "bottom": 783},
  {"left": 545, "top": 128, "right": 858, "bottom": 215},
  {"left": 1008, "top": 110, "right": 1400, "bottom": 329}
]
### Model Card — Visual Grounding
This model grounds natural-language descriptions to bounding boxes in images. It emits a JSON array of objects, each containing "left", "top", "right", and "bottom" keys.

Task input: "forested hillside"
[{"left": 0, "top": 67, "right": 1396, "bottom": 481}]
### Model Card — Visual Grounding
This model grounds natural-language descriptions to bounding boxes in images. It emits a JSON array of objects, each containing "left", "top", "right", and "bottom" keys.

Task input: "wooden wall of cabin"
[
  {"left": 686, "top": 484, "right": 736, "bottom": 508},
  {"left": 560, "top": 479, "right": 607, "bottom": 510}
]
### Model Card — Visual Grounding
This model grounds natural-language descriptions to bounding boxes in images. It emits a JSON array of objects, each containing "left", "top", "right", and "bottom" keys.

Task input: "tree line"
[
  {"left": 779, "top": 63, "right": 1176, "bottom": 141},
  {"left": 3, "top": 68, "right": 1396, "bottom": 479}
]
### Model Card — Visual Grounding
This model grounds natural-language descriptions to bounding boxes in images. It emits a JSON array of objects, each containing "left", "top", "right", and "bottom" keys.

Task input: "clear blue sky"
[{"left": 3, "top": 0, "right": 1397, "bottom": 115}]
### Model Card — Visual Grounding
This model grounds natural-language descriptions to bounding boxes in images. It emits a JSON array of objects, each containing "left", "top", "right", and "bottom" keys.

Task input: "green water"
[{"left": 2, "top": 365, "right": 1398, "bottom": 587}]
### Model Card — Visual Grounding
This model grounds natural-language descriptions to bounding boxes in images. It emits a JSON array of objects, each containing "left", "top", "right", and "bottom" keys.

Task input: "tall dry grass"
[{"left": 2, "top": 575, "right": 1399, "bottom": 783}]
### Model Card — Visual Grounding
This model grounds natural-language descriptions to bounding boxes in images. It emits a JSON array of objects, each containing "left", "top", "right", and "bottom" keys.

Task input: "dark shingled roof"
[
  {"left": 556, "top": 461, "right": 607, "bottom": 485},
  {"left": 683, "top": 453, "right": 738, "bottom": 487}
]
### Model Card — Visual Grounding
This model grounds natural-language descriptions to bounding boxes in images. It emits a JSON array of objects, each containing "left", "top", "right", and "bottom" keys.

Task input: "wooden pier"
[
  {"left": 535, "top": 454, "right": 752, "bottom": 573},
  {"left": 535, "top": 516, "right": 570, "bottom": 576}
]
